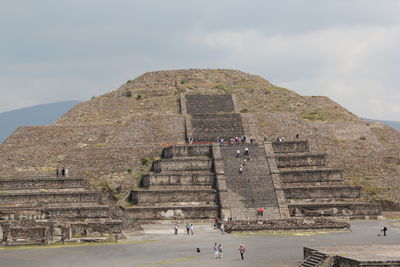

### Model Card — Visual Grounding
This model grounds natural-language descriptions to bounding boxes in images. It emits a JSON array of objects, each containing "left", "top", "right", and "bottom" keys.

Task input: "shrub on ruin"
[
  {"left": 214, "top": 83, "right": 228, "bottom": 92},
  {"left": 180, "top": 77, "right": 188, "bottom": 84},
  {"left": 140, "top": 157, "right": 151, "bottom": 166},
  {"left": 240, "top": 108, "right": 248, "bottom": 113},
  {"left": 122, "top": 91, "right": 132, "bottom": 97},
  {"left": 136, "top": 93, "right": 142, "bottom": 100}
]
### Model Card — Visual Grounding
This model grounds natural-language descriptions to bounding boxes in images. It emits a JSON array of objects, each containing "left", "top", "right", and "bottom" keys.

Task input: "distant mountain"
[
  {"left": 0, "top": 101, "right": 80, "bottom": 143},
  {"left": 364, "top": 118, "right": 400, "bottom": 131}
]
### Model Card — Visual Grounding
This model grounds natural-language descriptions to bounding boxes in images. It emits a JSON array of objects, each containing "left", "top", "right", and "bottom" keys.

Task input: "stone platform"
[{"left": 302, "top": 245, "right": 400, "bottom": 266}]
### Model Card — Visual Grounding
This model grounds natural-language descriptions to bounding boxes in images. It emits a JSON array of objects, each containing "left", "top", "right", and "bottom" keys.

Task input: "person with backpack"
[
  {"left": 381, "top": 226, "right": 388, "bottom": 236},
  {"left": 239, "top": 244, "right": 246, "bottom": 260},
  {"left": 218, "top": 244, "right": 223, "bottom": 258}
]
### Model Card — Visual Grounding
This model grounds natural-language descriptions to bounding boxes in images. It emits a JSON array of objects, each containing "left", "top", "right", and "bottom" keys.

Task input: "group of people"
[
  {"left": 213, "top": 243, "right": 246, "bottom": 260},
  {"left": 174, "top": 223, "right": 194, "bottom": 235},
  {"left": 237, "top": 147, "right": 250, "bottom": 174},
  {"left": 214, "top": 217, "right": 225, "bottom": 233},
  {"left": 218, "top": 135, "right": 256, "bottom": 145},
  {"left": 56, "top": 167, "right": 69, "bottom": 177}
]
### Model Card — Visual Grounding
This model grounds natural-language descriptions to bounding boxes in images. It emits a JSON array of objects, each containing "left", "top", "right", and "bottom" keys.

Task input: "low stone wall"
[
  {"left": 224, "top": 218, "right": 350, "bottom": 233},
  {"left": 288, "top": 203, "right": 381, "bottom": 217},
  {"left": 0, "top": 192, "right": 98, "bottom": 205},
  {"left": 284, "top": 186, "right": 361, "bottom": 200},
  {"left": 142, "top": 174, "right": 214, "bottom": 187},
  {"left": 276, "top": 153, "right": 326, "bottom": 168},
  {"left": 163, "top": 145, "right": 212, "bottom": 158},
  {"left": 124, "top": 205, "right": 218, "bottom": 220},
  {"left": 130, "top": 189, "right": 217, "bottom": 204},
  {"left": 272, "top": 141, "right": 309, "bottom": 153},
  {"left": 0, "top": 178, "right": 86, "bottom": 190},
  {"left": 152, "top": 158, "right": 212, "bottom": 173},
  {"left": 280, "top": 169, "right": 343, "bottom": 183}
]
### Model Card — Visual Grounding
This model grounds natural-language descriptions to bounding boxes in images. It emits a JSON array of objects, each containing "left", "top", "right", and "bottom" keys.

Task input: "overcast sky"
[{"left": 1, "top": 0, "right": 399, "bottom": 120}]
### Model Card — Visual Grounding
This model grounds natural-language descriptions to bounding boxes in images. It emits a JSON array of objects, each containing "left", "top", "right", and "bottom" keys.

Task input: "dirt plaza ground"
[{"left": 0, "top": 218, "right": 399, "bottom": 267}]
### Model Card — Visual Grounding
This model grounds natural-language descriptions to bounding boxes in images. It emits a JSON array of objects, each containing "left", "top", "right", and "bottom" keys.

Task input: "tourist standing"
[
  {"left": 190, "top": 224, "right": 194, "bottom": 235},
  {"left": 186, "top": 223, "right": 190, "bottom": 235},
  {"left": 65, "top": 167, "right": 69, "bottom": 177},
  {"left": 56, "top": 167, "right": 60, "bottom": 177},
  {"left": 218, "top": 244, "right": 223, "bottom": 258},
  {"left": 214, "top": 243, "right": 219, "bottom": 258},
  {"left": 381, "top": 226, "right": 388, "bottom": 236},
  {"left": 236, "top": 149, "right": 240, "bottom": 157},
  {"left": 174, "top": 224, "right": 178, "bottom": 235},
  {"left": 61, "top": 167, "right": 65, "bottom": 177},
  {"left": 220, "top": 224, "right": 225, "bottom": 234},
  {"left": 239, "top": 244, "right": 246, "bottom": 260}
]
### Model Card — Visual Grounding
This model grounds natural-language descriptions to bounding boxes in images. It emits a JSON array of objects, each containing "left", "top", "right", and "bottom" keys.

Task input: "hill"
[
  {"left": 0, "top": 101, "right": 80, "bottom": 143},
  {"left": 0, "top": 70, "right": 399, "bottom": 208}
]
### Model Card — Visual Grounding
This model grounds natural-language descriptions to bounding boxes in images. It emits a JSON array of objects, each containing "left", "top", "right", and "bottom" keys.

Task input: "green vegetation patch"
[
  {"left": 214, "top": 83, "right": 229, "bottom": 93},
  {"left": 302, "top": 108, "right": 325, "bottom": 121}
]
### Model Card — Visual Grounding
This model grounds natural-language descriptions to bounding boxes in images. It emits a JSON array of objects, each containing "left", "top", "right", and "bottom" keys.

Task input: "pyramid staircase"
[{"left": 217, "top": 143, "right": 281, "bottom": 220}]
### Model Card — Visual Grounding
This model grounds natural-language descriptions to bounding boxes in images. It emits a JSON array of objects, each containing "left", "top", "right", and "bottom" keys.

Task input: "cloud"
[{"left": 191, "top": 25, "right": 400, "bottom": 120}]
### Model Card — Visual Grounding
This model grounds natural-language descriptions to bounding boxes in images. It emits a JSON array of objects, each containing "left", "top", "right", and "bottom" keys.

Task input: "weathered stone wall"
[
  {"left": 224, "top": 218, "right": 350, "bottom": 233},
  {"left": 0, "top": 178, "right": 86, "bottom": 190},
  {"left": 130, "top": 189, "right": 217, "bottom": 204},
  {"left": 280, "top": 169, "right": 343, "bottom": 184},
  {"left": 107, "top": 115, "right": 185, "bottom": 148},
  {"left": 124, "top": 205, "right": 218, "bottom": 220},
  {"left": 276, "top": 154, "right": 326, "bottom": 168},
  {"left": 272, "top": 141, "right": 309, "bottom": 153},
  {"left": 284, "top": 186, "right": 362, "bottom": 200},
  {"left": 288, "top": 202, "right": 381, "bottom": 217},
  {"left": 185, "top": 94, "right": 235, "bottom": 115},
  {"left": 141, "top": 174, "right": 214, "bottom": 188},
  {"left": 163, "top": 145, "right": 212, "bottom": 158},
  {"left": 0, "top": 192, "right": 99, "bottom": 205},
  {"left": 191, "top": 114, "right": 245, "bottom": 142}
]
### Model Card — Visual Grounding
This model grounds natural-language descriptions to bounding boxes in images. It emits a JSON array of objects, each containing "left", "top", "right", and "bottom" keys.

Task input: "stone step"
[
  {"left": 163, "top": 144, "right": 212, "bottom": 158},
  {"left": 0, "top": 177, "right": 86, "bottom": 190},
  {"left": 156, "top": 170, "right": 215, "bottom": 175},
  {"left": 281, "top": 181, "right": 345, "bottom": 188},
  {"left": 0, "top": 188, "right": 88, "bottom": 194},
  {"left": 279, "top": 169, "right": 343, "bottom": 183},
  {"left": 141, "top": 173, "right": 214, "bottom": 187},
  {"left": 153, "top": 157, "right": 212, "bottom": 173},
  {"left": 124, "top": 204, "right": 218, "bottom": 220},
  {"left": 283, "top": 185, "right": 362, "bottom": 200},
  {"left": 0, "top": 191, "right": 99, "bottom": 205},
  {"left": 129, "top": 189, "right": 217, "bottom": 204},
  {"left": 131, "top": 201, "right": 217, "bottom": 207},
  {"left": 272, "top": 140, "right": 309, "bottom": 153},
  {"left": 0, "top": 205, "right": 112, "bottom": 220},
  {"left": 276, "top": 153, "right": 326, "bottom": 168}
]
